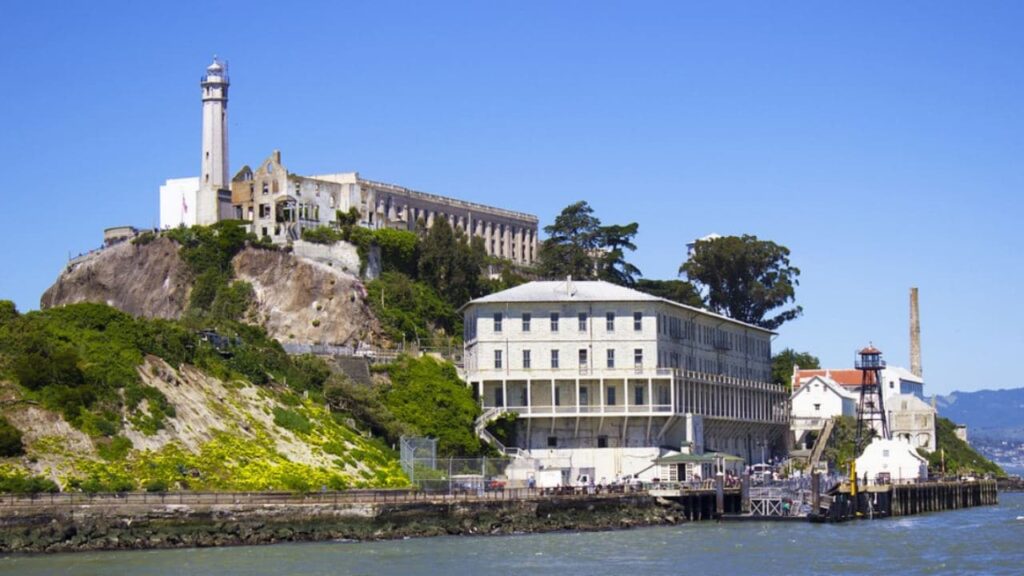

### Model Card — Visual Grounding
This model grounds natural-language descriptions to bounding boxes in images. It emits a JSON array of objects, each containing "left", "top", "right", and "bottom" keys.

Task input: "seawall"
[{"left": 0, "top": 494, "right": 684, "bottom": 554}]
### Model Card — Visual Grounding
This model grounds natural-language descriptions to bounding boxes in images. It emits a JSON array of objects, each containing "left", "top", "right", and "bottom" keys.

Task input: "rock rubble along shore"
[{"left": 0, "top": 495, "right": 684, "bottom": 554}]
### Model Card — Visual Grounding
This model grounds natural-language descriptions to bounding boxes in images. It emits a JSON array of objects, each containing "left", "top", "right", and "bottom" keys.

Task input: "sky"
[{"left": 1, "top": 1, "right": 1021, "bottom": 395}]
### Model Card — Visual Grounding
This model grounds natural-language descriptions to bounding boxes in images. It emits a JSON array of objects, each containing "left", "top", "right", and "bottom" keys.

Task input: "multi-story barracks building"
[{"left": 462, "top": 279, "right": 789, "bottom": 483}]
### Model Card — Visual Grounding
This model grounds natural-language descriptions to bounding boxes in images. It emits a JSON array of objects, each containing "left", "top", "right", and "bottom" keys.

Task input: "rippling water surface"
[{"left": 2, "top": 493, "right": 1022, "bottom": 575}]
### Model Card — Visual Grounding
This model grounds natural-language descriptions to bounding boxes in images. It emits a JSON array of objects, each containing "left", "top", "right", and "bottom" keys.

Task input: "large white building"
[{"left": 462, "top": 280, "right": 789, "bottom": 482}]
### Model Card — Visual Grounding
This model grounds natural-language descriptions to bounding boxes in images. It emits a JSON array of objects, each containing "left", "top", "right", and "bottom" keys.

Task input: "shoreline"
[{"left": 0, "top": 494, "right": 688, "bottom": 555}]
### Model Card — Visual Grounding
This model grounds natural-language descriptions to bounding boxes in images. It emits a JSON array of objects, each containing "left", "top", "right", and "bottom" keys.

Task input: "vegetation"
[
  {"left": 0, "top": 416, "right": 24, "bottom": 457},
  {"left": 0, "top": 303, "right": 187, "bottom": 436},
  {"left": 381, "top": 356, "right": 482, "bottom": 456},
  {"left": 772, "top": 348, "right": 820, "bottom": 390},
  {"left": 634, "top": 279, "right": 703, "bottom": 308},
  {"left": 0, "top": 466, "right": 59, "bottom": 494},
  {"left": 164, "top": 220, "right": 258, "bottom": 321},
  {"left": 921, "top": 417, "right": 1004, "bottom": 477},
  {"left": 823, "top": 416, "right": 875, "bottom": 472},
  {"left": 536, "top": 201, "right": 641, "bottom": 286},
  {"left": 680, "top": 234, "right": 802, "bottom": 330},
  {"left": 366, "top": 272, "right": 459, "bottom": 343},
  {"left": 0, "top": 300, "right": 334, "bottom": 442},
  {"left": 418, "top": 218, "right": 487, "bottom": 307}
]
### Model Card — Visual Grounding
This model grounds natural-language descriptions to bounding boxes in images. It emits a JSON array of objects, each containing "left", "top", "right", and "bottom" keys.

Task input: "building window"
[
  {"left": 578, "top": 348, "right": 588, "bottom": 369},
  {"left": 635, "top": 385, "right": 644, "bottom": 406},
  {"left": 597, "top": 436, "right": 608, "bottom": 448},
  {"left": 522, "top": 313, "right": 531, "bottom": 332},
  {"left": 550, "top": 312, "right": 559, "bottom": 332},
  {"left": 634, "top": 312, "right": 643, "bottom": 331},
  {"left": 551, "top": 349, "right": 560, "bottom": 369},
  {"left": 606, "top": 311, "right": 615, "bottom": 331},
  {"left": 607, "top": 349, "right": 615, "bottom": 369},
  {"left": 607, "top": 386, "right": 616, "bottom": 406},
  {"left": 634, "top": 348, "right": 643, "bottom": 367},
  {"left": 578, "top": 312, "right": 587, "bottom": 331},
  {"left": 555, "top": 386, "right": 561, "bottom": 406},
  {"left": 259, "top": 204, "right": 271, "bottom": 218},
  {"left": 814, "top": 403, "right": 820, "bottom": 411},
  {"left": 262, "top": 182, "right": 269, "bottom": 195},
  {"left": 523, "top": 349, "right": 531, "bottom": 369},
  {"left": 494, "top": 349, "right": 503, "bottom": 369},
  {"left": 547, "top": 436, "right": 558, "bottom": 448},
  {"left": 493, "top": 312, "right": 503, "bottom": 333}
]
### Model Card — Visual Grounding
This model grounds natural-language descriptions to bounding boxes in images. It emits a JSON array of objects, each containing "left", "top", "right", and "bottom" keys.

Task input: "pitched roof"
[
  {"left": 794, "top": 366, "right": 925, "bottom": 390},
  {"left": 794, "top": 369, "right": 864, "bottom": 388},
  {"left": 791, "top": 375, "right": 858, "bottom": 399},
  {"left": 464, "top": 280, "right": 773, "bottom": 333}
]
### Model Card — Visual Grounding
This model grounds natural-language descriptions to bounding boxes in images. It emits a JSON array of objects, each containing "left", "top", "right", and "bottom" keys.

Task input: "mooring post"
[
  {"left": 715, "top": 474, "right": 724, "bottom": 517},
  {"left": 741, "top": 472, "right": 751, "bottom": 514},
  {"left": 811, "top": 472, "right": 820, "bottom": 515}
]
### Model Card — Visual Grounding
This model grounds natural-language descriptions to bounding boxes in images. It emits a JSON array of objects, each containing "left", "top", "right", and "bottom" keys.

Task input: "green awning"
[{"left": 654, "top": 451, "right": 744, "bottom": 465}]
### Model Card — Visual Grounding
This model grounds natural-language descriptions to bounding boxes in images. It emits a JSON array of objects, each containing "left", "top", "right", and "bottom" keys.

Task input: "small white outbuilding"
[{"left": 855, "top": 438, "right": 929, "bottom": 483}]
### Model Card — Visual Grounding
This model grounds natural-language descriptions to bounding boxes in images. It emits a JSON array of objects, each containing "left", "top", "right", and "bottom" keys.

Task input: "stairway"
[
  {"left": 808, "top": 418, "right": 836, "bottom": 472},
  {"left": 474, "top": 407, "right": 516, "bottom": 457}
]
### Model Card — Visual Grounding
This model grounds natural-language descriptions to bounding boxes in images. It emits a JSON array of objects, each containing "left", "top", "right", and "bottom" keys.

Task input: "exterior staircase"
[
  {"left": 474, "top": 407, "right": 523, "bottom": 458},
  {"left": 808, "top": 417, "right": 836, "bottom": 473}
]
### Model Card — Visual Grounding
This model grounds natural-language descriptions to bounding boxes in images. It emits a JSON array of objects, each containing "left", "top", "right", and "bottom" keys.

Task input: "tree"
[
  {"left": 595, "top": 223, "right": 642, "bottom": 286},
  {"left": 537, "top": 201, "right": 641, "bottom": 286},
  {"left": 537, "top": 201, "right": 601, "bottom": 280},
  {"left": 680, "top": 234, "right": 802, "bottom": 330},
  {"left": 0, "top": 300, "right": 18, "bottom": 326},
  {"left": 417, "top": 218, "right": 484, "bottom": 308},
  {"left": 634, "top": 279, "right": 703, "bottom": 308},
  {"left": 771, "top": 348, "right": 820, "bottom": 390}
]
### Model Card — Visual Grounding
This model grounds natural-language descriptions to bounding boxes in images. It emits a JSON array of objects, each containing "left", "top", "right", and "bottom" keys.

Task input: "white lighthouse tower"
[{"left": 197, "top": 57, "right": 230, "bottom": 225}]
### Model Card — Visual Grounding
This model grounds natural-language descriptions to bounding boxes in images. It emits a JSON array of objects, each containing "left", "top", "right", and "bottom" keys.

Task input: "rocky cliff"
[
  {"left": 40, "top": 237, "right": 377, "bottom": 346},
  {"left": 40, "top": 237, "right": 190, "bottom": 319}
]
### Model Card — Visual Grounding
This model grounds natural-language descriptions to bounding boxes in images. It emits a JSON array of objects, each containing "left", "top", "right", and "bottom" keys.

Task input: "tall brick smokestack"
[{"left": 910, "top": 287, "right": 922, "bottom": 378}]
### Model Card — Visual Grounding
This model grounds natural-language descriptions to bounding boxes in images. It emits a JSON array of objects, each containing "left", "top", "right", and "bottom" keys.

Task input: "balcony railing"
[{"left": 486, "top": 404, "right": 672, "bottom": 416}]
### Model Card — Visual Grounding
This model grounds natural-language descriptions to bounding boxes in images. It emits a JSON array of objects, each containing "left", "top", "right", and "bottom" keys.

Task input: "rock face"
[
  {"left": 40, "top": 237, "right": 376, "bottom": 346},
  {"left": 233, "top": 247, "right": 377, "bottom": 346},
  {"left": 0, "top": 495, "right": 681, "bottom": 554},
  {"left": 40, "top": 237, "right": 190, "bottom": 319}
]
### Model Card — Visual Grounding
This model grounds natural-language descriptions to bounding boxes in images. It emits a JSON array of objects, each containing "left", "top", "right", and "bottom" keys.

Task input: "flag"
[{"left": 182, "top": 194, "right": 188, "bottom": 214}]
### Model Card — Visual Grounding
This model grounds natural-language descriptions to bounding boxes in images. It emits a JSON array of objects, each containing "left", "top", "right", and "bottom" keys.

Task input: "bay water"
[{"left": 2, "top": 492, "right": 1022, "bottom": 575}]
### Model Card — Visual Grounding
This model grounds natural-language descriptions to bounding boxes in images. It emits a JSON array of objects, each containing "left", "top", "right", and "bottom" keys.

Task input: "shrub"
[
  {"left": 97, "top": 435, "right": 133, "bottom": 461},
  {"left": 301, "top": 226, "right": 346, "bottom": 245},
  {"left": 382, "top": 356, "right": 481, "bottom": 456},
  {"left": 0, "top": 417, "right": 24, "bottom": 457},
  {"left": 144, "top": 478, "right": 169, "bottom": 493},
  {"left": 273, "top": 407, "right": 312, "bottom": 435}
]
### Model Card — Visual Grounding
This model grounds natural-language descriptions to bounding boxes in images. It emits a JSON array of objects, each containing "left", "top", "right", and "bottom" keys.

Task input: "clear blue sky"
[{"left": 1, "top": 2, "right": 1021, "bottom": 395}]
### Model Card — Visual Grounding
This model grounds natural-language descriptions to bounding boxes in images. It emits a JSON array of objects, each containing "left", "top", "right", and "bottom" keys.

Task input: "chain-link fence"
[{"left": 400, "top": 436, "right": 514, "bottom": 494}]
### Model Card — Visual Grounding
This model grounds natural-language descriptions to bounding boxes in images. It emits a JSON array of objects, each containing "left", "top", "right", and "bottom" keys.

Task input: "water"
[{"left": 3, "top": 493, "right": 1023, "bottom": 576}]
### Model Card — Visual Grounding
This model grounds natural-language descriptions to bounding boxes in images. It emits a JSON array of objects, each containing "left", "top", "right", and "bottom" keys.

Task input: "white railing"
[{"left": 480, "top": 404, "right": 673, "bottom": 417}]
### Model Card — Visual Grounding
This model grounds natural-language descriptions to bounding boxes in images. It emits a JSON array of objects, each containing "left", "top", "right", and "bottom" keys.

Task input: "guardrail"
[{"left": 0, "top": 487, "right": 645, "bottom": 509}]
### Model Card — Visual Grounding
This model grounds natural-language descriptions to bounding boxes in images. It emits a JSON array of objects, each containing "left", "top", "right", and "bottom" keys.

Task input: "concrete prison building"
[
  {"left": 461, "top": 279, "right": 789, "bottom": 483},
  {"left": 229, "top": 151, "right": 539, "bottom": 265}
]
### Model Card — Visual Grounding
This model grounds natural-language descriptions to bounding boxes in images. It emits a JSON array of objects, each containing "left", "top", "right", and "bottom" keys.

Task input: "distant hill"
[{"left": 933, "top": 387, "right": 1024, "bottom": 438}]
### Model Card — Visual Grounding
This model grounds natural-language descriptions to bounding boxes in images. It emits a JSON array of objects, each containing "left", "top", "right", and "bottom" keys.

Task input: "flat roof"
[{"left": 463, "top": 280, "right": 774, "bottom": 334}]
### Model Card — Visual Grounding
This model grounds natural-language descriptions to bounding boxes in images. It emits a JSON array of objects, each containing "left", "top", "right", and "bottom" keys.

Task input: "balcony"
[{"left": 484, "top": 404, "right": 673, "bottom": 417}]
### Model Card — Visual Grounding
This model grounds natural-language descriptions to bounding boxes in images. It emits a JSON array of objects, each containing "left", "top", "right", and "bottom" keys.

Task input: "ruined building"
[{"left": 160, "top": 58, "right": 538, "bottom": 265}]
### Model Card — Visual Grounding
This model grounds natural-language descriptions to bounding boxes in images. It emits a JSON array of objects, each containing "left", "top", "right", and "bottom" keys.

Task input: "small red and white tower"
[{"left": 855, "top": 344, "right": 890, "bottom": 450}]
